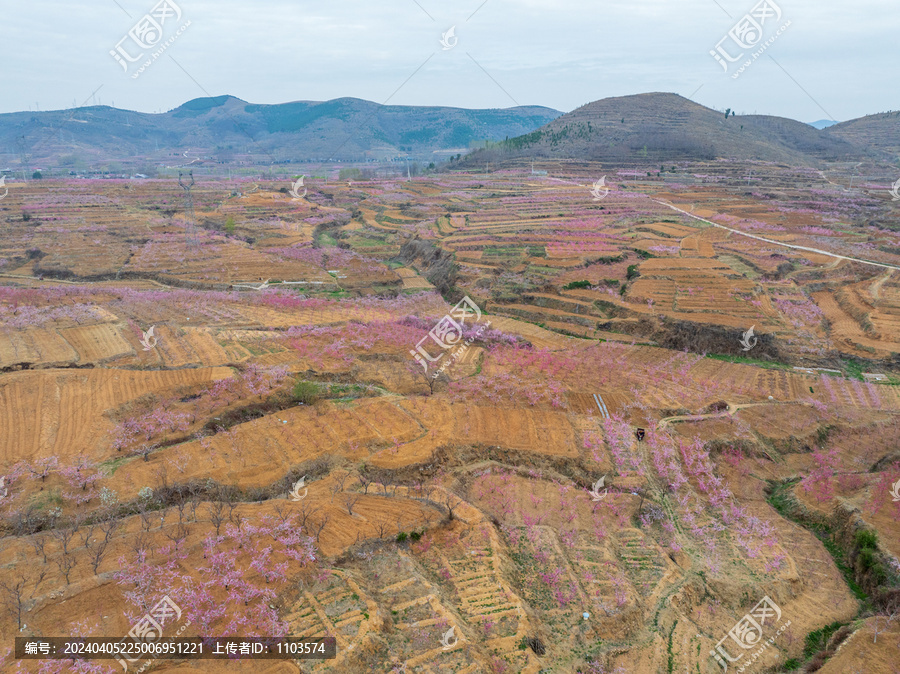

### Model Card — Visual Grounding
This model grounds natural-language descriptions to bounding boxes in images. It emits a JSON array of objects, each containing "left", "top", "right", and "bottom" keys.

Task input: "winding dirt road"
[{"left": 653, "top": 199, "right": 900, "bottom": 272}]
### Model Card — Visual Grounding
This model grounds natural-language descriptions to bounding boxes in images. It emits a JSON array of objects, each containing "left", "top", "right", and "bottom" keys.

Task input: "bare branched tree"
[
  {"left": 131, "top": 531, "right": 153, "bottom": 557},
  {"left": 51, "top": 526, "right": 77, "bottom": 557},
  {"left": 312, "top": 514, "right": 330, "bottom": 543},
  {"left": 54, "top": 552, "right": 78, "bottom": 585},
  {"left": 100, "top": 518, "right": 119, "bottom": 544},
  {"left": 358, "top": 473, "right": 372, "bottom": 495},
  {"left": 85, "top": 534, "right": 110, "bottom": 575},
  {"left": 0, "top": 565, "right": 47, "bottom": 629},
  {"left": 375, "top": 521, "right": 390, "bottom": 540},
  {"left": 153, "top": 463, "right": 169, "bottom": 490},
  {"left": 174, "top": 497, "right": 188, "bottom": 525},
  {"left": 296, "top": 502, "right": 320, "bottom": 529},
  {"left": 138, "top": 502, "right": 154, "bottom": 533},
  {"left": 79, "top": 523, "right": 96, "bottom": 550},
  {"left": 208, "top": 501, "right": 228, "bottom": 537},
  {"left": 188, "top": 497, "right": 200, "bottom": 522},
  {"left": 406, "top": 361, "right": 450, "bottom": 396},
  {"left": 441, "top": 491, "right": 461, "bottom": 522},
  {"left": 164, "top": 522, "right": 190, "bottom": 550},
  {"left": 271, "top": 503, "right": 292, "bottom": 526},
  {"left": 344, "top": 493, "right": 361, "bottom": 516},
  {"left": 29, "top": 534, "right": 49, "bottom": 564}
]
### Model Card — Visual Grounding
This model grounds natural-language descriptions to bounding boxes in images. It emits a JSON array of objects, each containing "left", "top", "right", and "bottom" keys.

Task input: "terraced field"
[{"left": 0, "top": 171, "right": 898, "bottom": 673}]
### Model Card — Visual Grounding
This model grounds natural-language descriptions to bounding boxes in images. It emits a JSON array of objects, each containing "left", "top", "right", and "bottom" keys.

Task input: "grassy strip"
[
  {"left": 767, "top": 479, "right": 870, "bottom": 606},
  {"left": 840, "top": 357, "right": 866, "bottom": 381},
  {"left": 706, "top": 353, "right": 794, "bottom": 371},
  {"left": 667, "top": 620, "right": 677, "bottom": 673},
  {"left": 767, "top": 479, "right": 873, "bottom": 671}
]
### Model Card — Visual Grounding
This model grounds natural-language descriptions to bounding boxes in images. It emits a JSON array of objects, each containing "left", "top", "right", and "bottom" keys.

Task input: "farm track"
[{"left": 654, "top": 199, "right": 900, "bottom": 271}]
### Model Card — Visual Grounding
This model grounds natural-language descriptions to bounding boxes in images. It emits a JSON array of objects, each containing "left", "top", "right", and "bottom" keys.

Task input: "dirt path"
[
  {"left": 0, "top": 272, "right": 173, "bottom": 288},
  {"left": 870, "top": 269, "right": 894, "bottom": 301},
  {"left": 653, "top": 199, "right": 900, "bottom": 272},
  {"left": 656, "top": 400, "right": 798, "bottom": 430}
]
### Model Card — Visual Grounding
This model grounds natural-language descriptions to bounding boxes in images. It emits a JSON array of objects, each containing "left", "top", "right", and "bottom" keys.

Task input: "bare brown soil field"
[{"left": 0, "top": 367, "right": 233, "bottom": 464}]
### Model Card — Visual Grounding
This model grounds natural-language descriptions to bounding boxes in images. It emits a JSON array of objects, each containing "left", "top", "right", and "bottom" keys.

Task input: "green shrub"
[
  {"left": 292, "top": 380, "right": 322, "bottom": 405},
  {"left": 860, "top": 548, "right": 877, "bottom": 571},
  {"left": 563, "top": 280, "right": 592, "bottom": 290},
  {"left": 855, "top": 529, "right": 878, "bottom": 550},
  {"left": 396, "top": 532, "right": 408, "bottom": 543},
  {"left": 804, "top": 621, "right": 845, "bottom": 658},
  {"left": 626, "top": 265, "right": 640, "bottom": 280}
]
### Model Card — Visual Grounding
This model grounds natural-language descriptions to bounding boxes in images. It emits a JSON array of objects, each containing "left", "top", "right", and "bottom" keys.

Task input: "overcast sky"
[{"left": 0, "top": 0, "right": 895, "bottom": 122}]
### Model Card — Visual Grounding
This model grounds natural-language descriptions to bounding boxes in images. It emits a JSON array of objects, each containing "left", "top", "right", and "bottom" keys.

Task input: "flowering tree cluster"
[
  {"left": 114, "top": 513, "right": 316, "bottom": 637},
  {"left": 866, "top": 463, "right": 900, "bottom": 518},
  {"left": 266, "top": 243, "right": 385, "bottom": 275},
  {"left": 59, "top": 456, "right": 104, "bottom": 505},
  {"left": 110, "top": 364, "right": 290, "bottom": 458},
  {"left": 448, "top": 370, "right": 566, "bottom": 408},
  {"left": 677, "top": 435, "right": 782, "bottom": 569},
  {"left": 602, "top": 415, "right": 645, "bottom": 477},
  {"left": 799, "top": 447, "right": 840, "bottom": 504}
]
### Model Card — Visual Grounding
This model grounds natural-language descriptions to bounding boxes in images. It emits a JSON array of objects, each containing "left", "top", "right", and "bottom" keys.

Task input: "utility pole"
[
  {"left": 178, "top": 170, "right": 198, "bottom": 250},
  {"left": 16, "top": 136, "right": 28, "bottom": 181}
]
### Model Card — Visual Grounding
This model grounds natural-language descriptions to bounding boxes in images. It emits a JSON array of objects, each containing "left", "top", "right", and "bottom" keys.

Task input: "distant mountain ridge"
[
  {"left": 824, "top": 111, "right": 900, "bottom": 160},
  {"left": 463, "top": 93, "right": 898, "bottom": 167},
  {"left": 3, "top": 93, "right": 897, "bottom": 170},
  {"left": 0, "top": 95, "right": 562, "bottom": 168}
]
